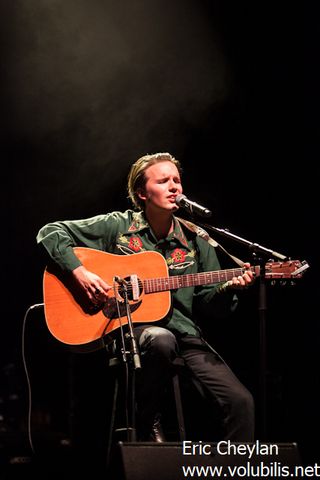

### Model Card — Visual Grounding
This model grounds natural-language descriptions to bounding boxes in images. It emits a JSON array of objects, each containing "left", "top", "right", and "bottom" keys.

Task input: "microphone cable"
[{"left": 21, "top": 302, "right": 44, "bottom": 454}]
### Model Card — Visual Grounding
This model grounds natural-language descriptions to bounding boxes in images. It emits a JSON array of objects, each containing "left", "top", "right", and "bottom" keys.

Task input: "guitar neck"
[{"left": 143, "top": 266, "right": 259, "bottom": 294}]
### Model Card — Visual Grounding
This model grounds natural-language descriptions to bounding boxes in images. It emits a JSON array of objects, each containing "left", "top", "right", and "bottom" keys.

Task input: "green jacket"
[{"left": 37, "top": 210, "right": 238, "bottom": 337}]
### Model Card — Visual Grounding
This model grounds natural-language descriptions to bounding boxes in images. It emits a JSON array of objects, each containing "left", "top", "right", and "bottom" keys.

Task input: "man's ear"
[{"left": 137, "top": 188, "right": 147, "bottom": 201}]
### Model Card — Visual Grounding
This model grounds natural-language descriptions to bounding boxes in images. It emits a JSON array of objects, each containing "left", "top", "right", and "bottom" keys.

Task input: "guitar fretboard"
[{"left": 143, "top": 266, "right": 259, "bottom": 294}]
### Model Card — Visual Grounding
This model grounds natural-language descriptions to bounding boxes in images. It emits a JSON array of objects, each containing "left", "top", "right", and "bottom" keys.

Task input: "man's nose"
[{"left": 168, "top": 181, "right": 178, "bottom": 191}]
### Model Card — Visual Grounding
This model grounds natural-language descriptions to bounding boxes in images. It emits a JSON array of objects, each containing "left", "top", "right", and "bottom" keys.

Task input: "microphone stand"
[
  {"left": 199, "top": 222, "right": 288, "bottom": 441},
  {"left": 116, "top": 280, "right": 141, "bottom": 442}
]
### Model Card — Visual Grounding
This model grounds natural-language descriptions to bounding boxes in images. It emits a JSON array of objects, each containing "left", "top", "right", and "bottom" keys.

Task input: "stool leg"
[{"left": 172, "top": 373, "right": 186, "bottom": 441}]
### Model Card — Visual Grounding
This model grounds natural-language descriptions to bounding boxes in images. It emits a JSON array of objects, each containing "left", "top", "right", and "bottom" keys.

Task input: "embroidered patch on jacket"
[
  {"left": 173, "top": 221, "right": 189, "bottom": 248},
  {"left": 171, "top": 248, "right": 186, "bottom": 263},
  {"left": 117, "top": 234, "right": 145, "bottom": 254},
  {"left": 128, "top": 221, "right": 140, "bottom": 232},
  {"left": 116, "top": 245, "right": 135, "bottom": 255},
  {"left": 167, "top": 248, "right": 195, "bottom": 270},
  {"left": 127, "top": 212, "right": 148, "bottom": 232},
  {"left": 128, "top": 236, "right": 143, "bottom": 252}
]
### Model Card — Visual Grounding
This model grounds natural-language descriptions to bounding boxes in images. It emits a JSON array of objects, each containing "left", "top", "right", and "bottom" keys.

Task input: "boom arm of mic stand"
[{"left": 201, "top": 224, "right": 288, "bottom": 261}]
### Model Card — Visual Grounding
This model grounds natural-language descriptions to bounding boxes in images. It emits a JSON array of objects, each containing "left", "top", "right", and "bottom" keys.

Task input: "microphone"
[
  {"left": 175, "top": 194, "right": 212, "bottom": 218},
  {"left": 114, "top": 275, "right": 129, "bottom": 286}
]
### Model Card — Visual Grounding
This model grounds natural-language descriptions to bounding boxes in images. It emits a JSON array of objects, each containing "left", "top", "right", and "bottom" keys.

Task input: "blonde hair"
[{"left": 127, "top": 152, "right": 182, "bottom": 210}]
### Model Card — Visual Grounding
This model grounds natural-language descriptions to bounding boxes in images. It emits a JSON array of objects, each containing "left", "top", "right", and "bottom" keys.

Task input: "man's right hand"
[{"left": 71, "top": 265, "right": 111, "bottom": 306}]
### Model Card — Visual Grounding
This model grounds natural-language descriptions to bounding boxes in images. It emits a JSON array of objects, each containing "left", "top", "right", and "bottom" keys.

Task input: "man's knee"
[{"left": 139, "top": 326, "right": 178, "bottom": 359}]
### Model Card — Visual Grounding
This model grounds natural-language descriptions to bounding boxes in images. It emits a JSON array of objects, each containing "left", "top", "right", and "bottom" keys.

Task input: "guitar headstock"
[{"left": 264, "top": 260, "right": 309, "bottom": 282}]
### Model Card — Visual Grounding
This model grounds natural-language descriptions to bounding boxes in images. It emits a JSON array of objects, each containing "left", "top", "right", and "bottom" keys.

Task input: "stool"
[{"left": 106, "top": 355, "right": 186, "bottom": 464}]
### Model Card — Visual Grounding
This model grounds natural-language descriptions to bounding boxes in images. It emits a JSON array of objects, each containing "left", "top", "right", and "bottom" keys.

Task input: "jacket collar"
[{"left": 125, "top": 211, "right": 193, "bottom": 250}]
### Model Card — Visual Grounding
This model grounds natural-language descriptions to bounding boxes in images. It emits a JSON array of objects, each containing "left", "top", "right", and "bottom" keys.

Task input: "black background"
[{"left": 1, "top": 0, "right": 319, "bottom": 472}]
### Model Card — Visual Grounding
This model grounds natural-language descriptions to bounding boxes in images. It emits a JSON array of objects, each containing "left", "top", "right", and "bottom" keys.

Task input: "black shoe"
[{"left": 149, "top": 414, "right": 165, "bottom": 443}]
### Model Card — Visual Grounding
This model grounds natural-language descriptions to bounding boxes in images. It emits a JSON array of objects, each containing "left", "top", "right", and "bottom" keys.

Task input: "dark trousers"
[{"left": 133, "top": 325, "right": 255, "bottom": 442}]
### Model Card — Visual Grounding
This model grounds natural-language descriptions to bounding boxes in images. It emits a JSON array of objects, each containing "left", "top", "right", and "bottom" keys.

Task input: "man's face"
[{"left": 139, "top": 161, "right": 183, "bottom": 213}]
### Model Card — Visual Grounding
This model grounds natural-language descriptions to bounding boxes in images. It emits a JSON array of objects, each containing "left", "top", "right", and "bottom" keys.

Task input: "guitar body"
[{"left": 43, "top": 248, "right": 170, "bottom": 350}]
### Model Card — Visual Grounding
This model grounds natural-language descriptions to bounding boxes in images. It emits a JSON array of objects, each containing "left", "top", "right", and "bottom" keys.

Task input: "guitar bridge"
[{"left": 130, "top": 274, "right": 139, "bottom": 301}]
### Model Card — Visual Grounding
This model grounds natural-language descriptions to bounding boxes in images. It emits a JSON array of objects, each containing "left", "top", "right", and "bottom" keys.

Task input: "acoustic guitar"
[{"left": 42, "top": 247, "right": 308, "bottom": 350}]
